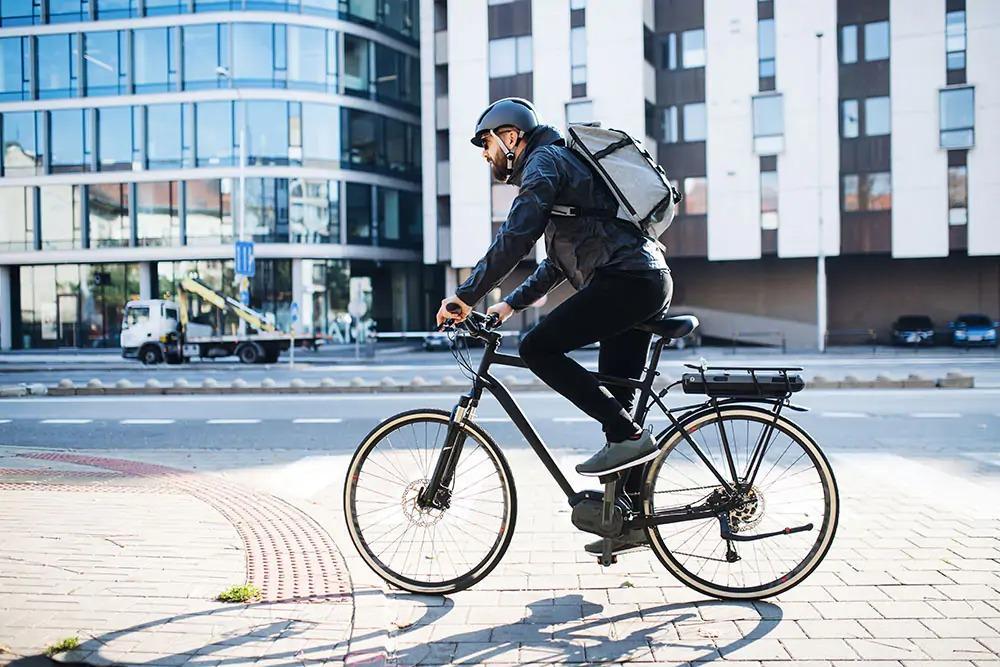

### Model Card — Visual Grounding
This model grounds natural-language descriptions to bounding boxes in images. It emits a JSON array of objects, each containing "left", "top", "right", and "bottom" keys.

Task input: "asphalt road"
[
  {"left": 1, "top": 389, "right": 997, "bottom": 473},
  {"left": 2, "top": 346, "right": 999, "bottom": 387}
]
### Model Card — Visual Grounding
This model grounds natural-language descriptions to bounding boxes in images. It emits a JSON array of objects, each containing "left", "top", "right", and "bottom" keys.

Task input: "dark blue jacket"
[{"left": 455, "top": 124, "right": 668, "bottom": 310}]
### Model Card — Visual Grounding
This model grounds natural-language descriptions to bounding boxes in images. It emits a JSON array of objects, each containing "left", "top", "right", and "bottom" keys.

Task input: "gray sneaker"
[
  {"left": 585, "top": 528, "right": 648, "bottom": 555},
  {"left": 575, "top": 428, "right": 659, "bottom": 476}
]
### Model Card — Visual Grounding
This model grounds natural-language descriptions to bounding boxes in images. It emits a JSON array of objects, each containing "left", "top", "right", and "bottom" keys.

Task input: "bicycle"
[{"left": 344, "top": 308, "right": 839, "bottom": 600}]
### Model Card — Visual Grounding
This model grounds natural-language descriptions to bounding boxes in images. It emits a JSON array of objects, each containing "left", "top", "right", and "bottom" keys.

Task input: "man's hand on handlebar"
[
  {"left": 486, "top": 300, "right": 514, "bottom": 324},
  {"left": 436, "top": 295, "right": 471, "bottom": 328}
]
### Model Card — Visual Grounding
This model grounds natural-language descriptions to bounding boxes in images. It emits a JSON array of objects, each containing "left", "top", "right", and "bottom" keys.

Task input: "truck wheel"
[
  {"left": 237, "top": 343, "right": 262, "bottom": 364},
  {"left": 140, "top": 346, "right": 162, "bottom": 365}
]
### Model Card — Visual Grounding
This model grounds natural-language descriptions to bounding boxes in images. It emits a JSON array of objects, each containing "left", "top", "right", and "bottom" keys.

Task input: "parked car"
[
  {"left": 423, "top": 332, "right": 451, "bottom": 351},
  {"left": 890, "top": 315, "right": 935, "bottom": 347},
  {"left": 948, "top": 313, "right": 998, "bottom": 347}
]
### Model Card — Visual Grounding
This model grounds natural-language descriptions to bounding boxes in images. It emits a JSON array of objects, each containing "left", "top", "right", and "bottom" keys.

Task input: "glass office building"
[{"left": 0, "top": 0, "right": 433, "bottom": 348}]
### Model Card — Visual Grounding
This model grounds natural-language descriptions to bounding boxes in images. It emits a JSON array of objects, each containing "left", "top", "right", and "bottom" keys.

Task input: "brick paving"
[{"left": 0, "top": 443, "right": 999, "bottom": 665}]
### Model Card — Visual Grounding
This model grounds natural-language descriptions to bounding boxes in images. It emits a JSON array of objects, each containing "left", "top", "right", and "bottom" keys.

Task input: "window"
[
  {"left": 232, "top": 23, "right": 278, "bottom": 87},
  {"left": 290, "top": 179, "right": 338, "bottom": 243},
  {"left": 946, "top": 11, "right": 966, "bottom": 70},
  {"left": 0, "top": 186, "right": 34, "bottom": 250},
  {"left": 565, "top": 101, "right": 593, "bottom": 124},
  {"left": 97, "top": 106, "right": 132, "bottom": 171},
  {"left": 136, "top": 181, "right": 180, "bottom": 246},
  {"left": 864, "top": 21, "right": 889, "bottom": 61},
  {"left": 681, "top": 29, "right": 705, "bottom": 68},
  {"left": 0, "top": 37, "right": 31, "bottom": 101},
  {"left": 97, "top": 0, "right": 136, "bottom": 19},
  {"left": 948, "top": 165, "right": 967, "bottom": 225},
  {"left": 37, "top": 34, "right": 79, "bottom": 98},
  {"left": 133, "top": 27, "right": 177, "bottom": 93},
  {"left": 49, "top": 0, "right": 89, "bottom": 22},
  {"left": 49, "top": 109, "right": 89, "bottom": 173},
  {"left": 375, "top": 44, "right": 419, "bottom": 107},
  {"left": 40, "top": 184, "right": 83, "bottom": 249},
  {"left": 125, "top": 307, "right": 149, "bottom": 328},
  {"left": 302, "top": 103, "right": 339, "bottom": 166},
  {"left": 146, "top": 104, "right": 183, "bottom": 168},
  {"left": 183, "top": 24, "right": 228, "bottom": 90},
  {"left": 758, "top": 18, "right": 775, "bottom": 79},
  {"left": 760, "top": 169, "right": 778, "bottom": 230},
  {"left": 343, "top": 108, "right": 378, "bottom": 167},
  {"left": 85, "top": 31, "right": 126, "bottom": 96},
  {"left": 682, "top": 103, "right": 706, "bottom": 142},
  {"left": 344, "top": 34, "right": 372, "bottom": 95},
  {"left": 288, "top": 26, "right": 330, "bottom": 91},
  {"left": 843, "top": 172, "right": 891, "bottom": 211},
  {"left": 2, "top": 111, "right": 40, "bottom": 175},
  {"left": 246, "top": 100, "right": 288, "bottom": 165},
  {"left": 195, "top": 101, "right": 232, "bottom": 167},
  {"left": 841, "top": 99, "right": 859, "bottom": 138},
  {"left": 663, "top": 33, "right": 677, "bottom": 70},
  {"left": 683, "top": 177, "right": 707, "bottom": 215},
  {"left": 940, "top": 87, "right": 974, "bottom": 148},
  {"left": 570, "top": 27, "right": 586, "bottom": 84},
  {"left": 752, "top": 94, "right": 783, "bottom": 153},
  {"left": 489, "top": 36, "right": 532, "bottom": 78},
  {"left": 840, "top": 25, "right": 857, "bottom": 64},
  {"left": 2, "top": 0, "right": 42, "bottom": 26},
  {"left": 244, "top": 178, "right": 288, "bottom": 242},
  {"left": 661, "top": 106, "right": 678, "bottom": 143},
  {"left": 864, "top": 96, "right": 890, "bottom": 136},
  {"left": 346, "top": 182, "right": 372, "bottom": 244},
  {"left": 88, "top": 182, "right": 129, "bottom": 248},
  {"left": 185, "top": 178, "right": 233, "bottom": 245}
]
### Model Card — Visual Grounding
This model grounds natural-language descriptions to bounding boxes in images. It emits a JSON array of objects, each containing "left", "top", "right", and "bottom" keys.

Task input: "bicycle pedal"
[{"left": 597, "top": 553, "right": 617, "bottom": 567}]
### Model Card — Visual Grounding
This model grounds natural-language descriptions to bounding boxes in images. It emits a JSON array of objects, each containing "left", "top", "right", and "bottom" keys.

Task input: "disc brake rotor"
[{"left": 401, "top": 479, "right": 446, "bottom": 527}]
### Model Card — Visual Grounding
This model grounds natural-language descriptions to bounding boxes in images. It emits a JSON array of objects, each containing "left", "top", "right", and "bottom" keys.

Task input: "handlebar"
[{"left": 441, "top": 303, "right": 501, "bottom": 335}]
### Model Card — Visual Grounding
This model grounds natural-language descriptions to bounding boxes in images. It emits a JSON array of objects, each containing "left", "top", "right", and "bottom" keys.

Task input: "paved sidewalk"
[{"left": 2, "top": 442, "right": 1000, "bottom": 665}]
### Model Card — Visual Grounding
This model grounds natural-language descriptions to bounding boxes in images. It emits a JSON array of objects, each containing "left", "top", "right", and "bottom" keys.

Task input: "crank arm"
[{"left": 718, "top": 514, "right": 813, "bottom": 542}]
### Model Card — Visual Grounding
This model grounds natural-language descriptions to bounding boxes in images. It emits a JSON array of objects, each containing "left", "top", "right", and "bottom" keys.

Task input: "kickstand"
[{"left": 598, "top": 478, "right": 617, "bottom": 567}]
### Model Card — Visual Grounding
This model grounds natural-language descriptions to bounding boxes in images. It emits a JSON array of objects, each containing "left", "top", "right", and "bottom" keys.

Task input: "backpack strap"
[{"left": 550, "top": 204, "right": 617, "bottom": 218}]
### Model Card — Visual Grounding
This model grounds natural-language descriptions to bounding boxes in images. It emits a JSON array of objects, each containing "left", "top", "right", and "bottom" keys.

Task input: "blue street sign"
[
  {"left": 235, "top": 241, "right": 255, "bottom": 276},
  {"left": 290, "top": 301, "right": 299, "bottom": 323},
  {"left": 240, "top": 290, "right": 250, "bottom": 305}
]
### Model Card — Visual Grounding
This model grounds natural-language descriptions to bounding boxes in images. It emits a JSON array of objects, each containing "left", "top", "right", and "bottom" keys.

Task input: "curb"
[{"left": 1, "top": 370, "right": 976, "bottom": 398}]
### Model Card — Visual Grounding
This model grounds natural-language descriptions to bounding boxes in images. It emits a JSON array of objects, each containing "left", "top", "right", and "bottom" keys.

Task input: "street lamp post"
[{"left": 816, "top": 31, "right": 828, "bottom": 353}]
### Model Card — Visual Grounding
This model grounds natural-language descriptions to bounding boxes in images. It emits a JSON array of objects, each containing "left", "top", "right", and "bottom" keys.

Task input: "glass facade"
[{"left": 1, "top": 12, "right": 423, "bottom": 349}]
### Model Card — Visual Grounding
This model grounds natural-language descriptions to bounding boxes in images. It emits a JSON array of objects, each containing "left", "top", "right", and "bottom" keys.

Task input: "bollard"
[
  {"left": 145, "top": 378, "right": 162, "bottom": 388},
  {"left": 115, "top": 379, "right": 133, "bottom": 389},
  {"left": 380, "top": 377, "right": 398, "bottom": 387},
  {"left": 86, "top": 378, "right": 103, "bottom": 389},
  {"left": 201, "top": 378, "right": 218, "bottom": 388},
  {"left": 172, "top": 378, "right": 189, "bottom": 388},
  {"left": 349, "top": 377, "right": 366, "bottom": 387},
  {"left": 58, "top": 378, "right": 74, "bottom": 389},
  {"left": 320, "top": 378, "right": 337, "bottom": 387},
  {"left": 409, "top": 376, "right": 428, "bottom": 387},
  {"left": 231, "top": 378, "right": 249, "bottom": 388},
  {"left": 290, "top": 378, "right": 307, "bottom": 388},
  {"left": 261, "top": 378, "right": 277, "bottom": 388}
]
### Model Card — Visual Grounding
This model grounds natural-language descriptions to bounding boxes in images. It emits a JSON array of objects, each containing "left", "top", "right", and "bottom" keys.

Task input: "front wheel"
[
  {"left": 642, "top": 405, "right": 839, "bottom": 600},
  {"left": 344, "top": 409, "right": 517, "bottom": 595}
]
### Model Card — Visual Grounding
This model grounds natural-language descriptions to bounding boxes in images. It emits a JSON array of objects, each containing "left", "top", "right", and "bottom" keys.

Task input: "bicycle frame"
[{"left": 419, "top": 327, "right": 793, "bottom": 517}]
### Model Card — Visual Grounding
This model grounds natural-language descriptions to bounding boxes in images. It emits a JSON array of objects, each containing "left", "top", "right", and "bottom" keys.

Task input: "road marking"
[
  {"left": 206, "top": 419, "right": 261, "bottom": 425},
  {"left": 553, "top": 417, "right": 591, "bottom": 423},
  {"left": 120, "top": 418, "right": 175, "bottom": 425},
  {"left": 821, "top": 412, "right": 869, "bottom": 418},
  {"left": 40, "top": 419, "right": 92, "bottom": 424},
  {"left": 0, "top": 419, "right": 11, "bottom": 424},
  {"left": 910, "top": 412, "right": 962, "bottom": 419},
  {"left": 474, "top": 417, "right": 511, "bottom": 423},
  {"left": 292, "top": 418, "right": 343, "bottom": 424}
]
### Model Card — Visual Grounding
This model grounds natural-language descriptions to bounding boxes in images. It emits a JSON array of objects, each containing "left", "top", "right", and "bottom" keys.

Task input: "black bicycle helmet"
[{"left": 470, "top": 97, "right": 539, "bottom": 147}]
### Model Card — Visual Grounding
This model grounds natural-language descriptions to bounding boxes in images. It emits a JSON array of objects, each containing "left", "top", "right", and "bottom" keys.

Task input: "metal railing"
[{"left": 824, "top": 328, "right": 877, "bottom": 354}]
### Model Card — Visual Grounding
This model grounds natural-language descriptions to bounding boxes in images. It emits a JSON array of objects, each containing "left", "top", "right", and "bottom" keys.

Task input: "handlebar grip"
[{"left": 445, "top": 302, "right": 463, "bottom": 314}]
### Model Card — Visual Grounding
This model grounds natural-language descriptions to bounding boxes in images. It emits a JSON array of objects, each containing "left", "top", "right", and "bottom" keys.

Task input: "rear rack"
[{"left": 682, "top": 363, "right": 804, "bottom": 398}]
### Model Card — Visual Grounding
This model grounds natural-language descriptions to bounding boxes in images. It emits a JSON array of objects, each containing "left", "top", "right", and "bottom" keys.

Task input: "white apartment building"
[{"left": 420, "top": 0, "right": 1000, "bottom": 348}]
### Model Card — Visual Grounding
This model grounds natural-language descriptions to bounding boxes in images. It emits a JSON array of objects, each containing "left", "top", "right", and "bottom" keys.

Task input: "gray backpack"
[{"left": 552, "top": 123, "right": 681, "bottom": 251}]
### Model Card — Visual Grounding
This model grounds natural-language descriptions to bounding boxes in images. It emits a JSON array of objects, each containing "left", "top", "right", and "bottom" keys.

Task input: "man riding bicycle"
[{"left": 434, "top": 98, "right": 674, "bottom": 553}]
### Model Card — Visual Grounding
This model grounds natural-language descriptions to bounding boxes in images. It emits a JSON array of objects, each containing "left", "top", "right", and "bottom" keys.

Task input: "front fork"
[{"left": 418, "top": 395, "right": 476, "bottom": 509}]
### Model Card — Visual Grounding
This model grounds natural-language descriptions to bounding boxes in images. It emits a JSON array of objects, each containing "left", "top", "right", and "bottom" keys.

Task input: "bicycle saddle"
[{"left": 635, "top": 314, "right": 700, "bottom": 339}]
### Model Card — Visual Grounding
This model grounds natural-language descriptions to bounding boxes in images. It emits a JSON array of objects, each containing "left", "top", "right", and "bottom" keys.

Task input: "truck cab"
[{"left": 121, "top": 300, "right": 181, "bottom": 364}]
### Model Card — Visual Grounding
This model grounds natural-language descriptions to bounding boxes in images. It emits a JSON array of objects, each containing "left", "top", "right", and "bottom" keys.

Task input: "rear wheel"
[
  {"left": 642, "top": 405, "right": 838, "bottom": 600},
  {"left": 237, "top": 343, "right": 261, "bottom": 364},
  {"left": 344, "top": 409, "right": 516, "bottom": 595}
]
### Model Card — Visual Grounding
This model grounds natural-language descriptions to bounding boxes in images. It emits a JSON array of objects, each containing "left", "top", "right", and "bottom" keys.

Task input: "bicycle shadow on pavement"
[{"left": 392, "top": 593, "right": 782, "bottom": 665}]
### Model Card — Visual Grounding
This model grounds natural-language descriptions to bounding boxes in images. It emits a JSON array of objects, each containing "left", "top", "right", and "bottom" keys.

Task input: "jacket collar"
[{"left": 508, "top": 125, "right": 564, "bottom": 186}]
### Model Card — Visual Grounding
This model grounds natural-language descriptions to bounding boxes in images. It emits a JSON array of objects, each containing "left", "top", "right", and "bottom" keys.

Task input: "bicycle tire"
[
  {"left": 641, "top": 404, "right": 839, "bottom": 600},
  {"left": 344, "top": 408, "right": 517, "bottom": 595}
]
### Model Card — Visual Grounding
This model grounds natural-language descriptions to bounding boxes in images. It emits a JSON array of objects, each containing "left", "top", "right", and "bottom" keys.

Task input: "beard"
[{"left": 488, "top": 154, "right": 510, "bottom": 182}]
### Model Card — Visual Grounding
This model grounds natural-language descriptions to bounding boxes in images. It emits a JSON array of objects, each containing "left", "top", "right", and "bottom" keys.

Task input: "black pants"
[{"left": 518, "top": 268, "right": 673, "bottom": 442}]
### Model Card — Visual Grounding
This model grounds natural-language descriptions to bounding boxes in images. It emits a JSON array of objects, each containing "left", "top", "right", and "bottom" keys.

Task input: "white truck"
[{"left": 120, "top": 277, "right": 319, "bottom": 364}]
